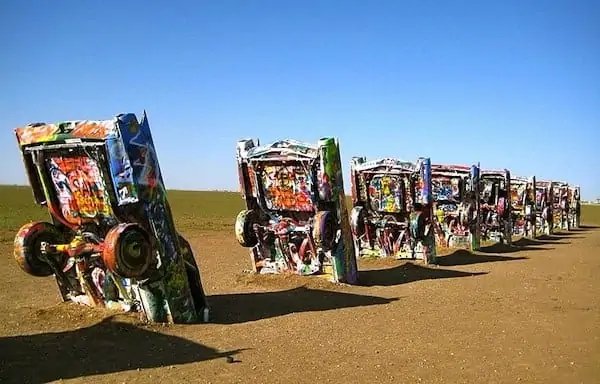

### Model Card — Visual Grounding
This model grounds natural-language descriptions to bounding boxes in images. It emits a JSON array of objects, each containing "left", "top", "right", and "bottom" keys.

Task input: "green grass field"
[{"left": 1, "top": 185, "right": 599, "bottom": 243}]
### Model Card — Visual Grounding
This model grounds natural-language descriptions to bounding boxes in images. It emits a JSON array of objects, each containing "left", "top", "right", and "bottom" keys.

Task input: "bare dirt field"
[{"left": 1, "top": 188, "right": 599, "bottom": 384}]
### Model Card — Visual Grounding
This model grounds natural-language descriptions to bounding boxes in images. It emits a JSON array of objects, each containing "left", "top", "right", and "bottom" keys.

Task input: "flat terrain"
[{"left": 0, "top": 186, "right": 599, "bottom": 384}]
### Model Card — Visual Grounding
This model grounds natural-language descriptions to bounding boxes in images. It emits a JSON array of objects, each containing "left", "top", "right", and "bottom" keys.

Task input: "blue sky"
[{"left": 1, "top": 0, "right": 599, "bottom": 199}]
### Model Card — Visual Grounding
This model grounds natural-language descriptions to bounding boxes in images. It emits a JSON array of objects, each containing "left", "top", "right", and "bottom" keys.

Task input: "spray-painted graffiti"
[
  {"left": 349, "top": 157, "right": 436, "bottom": 264},
  {"left": 261, "top": 165, "right": 314, "bottom": 212},
  {"left": 532, "top": 181, "right": 553, "bottom": 236},
  {"left": 432, "top": 178, "right": 461, "bottom": 202},
  {"left": 430, "top": 164, "right": 480, "bottom": 250},
  {"left": 107, "top": 137, "right": 138, "bottom": 205},
  {"left": 551, "top": 181, "right": 570, "bottom": 231},
  {"left": 368, "top": 175, "right": 404, "bottom": 213},
  {"left": 567, "top": 185, "right": 581, "bottom": 228},
  {"left": 12, "top": 112, "right": 208, "bottom": 325},
  {"left": 235, "top": 138, "right": 358, "bottom": 284},
  {"left": 15, "top": 120, "right": 117, "bottom": 146},
  {"left": 509, "top": 177, "right": 537, "bottom": 237},
  {"left": 47, "top": 156, "right": 113, "bottom": 225},
  {"left": 480, "top": 170, "right": 512, "bottom": 244}
]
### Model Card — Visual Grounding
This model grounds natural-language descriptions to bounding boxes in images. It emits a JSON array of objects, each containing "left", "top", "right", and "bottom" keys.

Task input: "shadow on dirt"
[
  {"left": 436, "top": 249, "right": 528, "bottom": 266},
  {"left": 550, "top": 231, "right": 582, "bottom": 237},
  {"left": 0, "top": 316, "right": 243, "bottom": 383},
  {"left": 357, "top": 261, "right": 487, "bottom": 287},
  {"left": 511, "top": 237, "right": 569, "bottom": 247},
  {"left": 479, "top": 240, "right": 556, "bottom": 254},
  {"left": 209, "top": 286, "right": 398, "bottom": 324},
  {"left": 539, "top": 233, "right": 584, "bottom": 240},
  {"left": 577, "top": 225, "right": 599, "bottom": 230}
]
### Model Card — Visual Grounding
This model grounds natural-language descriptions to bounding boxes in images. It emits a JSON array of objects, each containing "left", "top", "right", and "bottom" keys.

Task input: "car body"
[
  {"left": 551, "top": 181, "right": 570, "bottom": 231},
  {"left": 430, "top": 164, "right": 481, "bottom": 251},
  {"left": 348, "top": 156, "right": 436, "bottom": 264},
  {"left": 234, "top": 138, "right": 358, "bottom": 284},
  {"left": 567, "top": 185, "right": 581, "bottom": 229},
  {"left": 509, "top": 176, "right": 537, "bottom": 238},
  {"left": 534, "top": 180, "right": 554, "bottom": 236},
  {"left": 480, "top": 169, "right": 512, "bottom": 244},
  {"left": 13, "top": 112, "right": 208, "bottom": 324}
]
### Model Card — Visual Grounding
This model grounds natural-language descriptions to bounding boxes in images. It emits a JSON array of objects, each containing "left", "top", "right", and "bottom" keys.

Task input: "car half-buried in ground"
[
  {"left": 348, "top": 156, "right": 437, "bottom": 264},
  {"left": 13, "top": 112, "right": 208, "bottom": 324},
  {"left": 234, "top": 137, "right": 358, "bottom": 284}
]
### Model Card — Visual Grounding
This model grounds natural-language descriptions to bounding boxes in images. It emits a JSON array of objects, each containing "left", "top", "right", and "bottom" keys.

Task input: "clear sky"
[{"left": 1, "top": 0, "right": 599, "bottom": 199}]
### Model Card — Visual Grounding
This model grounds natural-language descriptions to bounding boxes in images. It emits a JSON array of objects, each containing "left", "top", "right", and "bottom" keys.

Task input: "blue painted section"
[
  {"left": 106, "top": 136, "right": 138, "bottom": 206},
  {"left": 471, "top": 164, "right": 480, "bottom": 187},
  {"left": 115, "top": 112, "right": 202, "bottom": 323},
  {"left": 421, "top": 157, "right": 432, "bottom": 204}
]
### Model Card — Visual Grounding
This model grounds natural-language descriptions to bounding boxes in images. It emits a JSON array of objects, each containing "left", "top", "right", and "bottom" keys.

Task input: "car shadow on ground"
[
  {"left": 510, "top": 237, "right": 569, "bottom": 247},
  {"left": 539, "top": 232, "right": 584, "bottom": 240},
  {"left": 357, "top": 261, "right": 487, "bottom": 287},
  {"left": 436, "top": 249, "right": 528, "bottom": 266},
  {"left": 208, "top": 287, "right": 398, "bottom": 324},
  {"left": 479, "top": 240, "right": 558, "bottom": 254},
  {"left": 0, "top": 316, "right": 244, "bottom": 384}
]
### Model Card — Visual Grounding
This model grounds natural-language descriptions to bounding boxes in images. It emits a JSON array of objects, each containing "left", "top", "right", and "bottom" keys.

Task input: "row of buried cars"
[
  {"left": 234, "top": 138, "right": 581, "bottom": 284},
  {"left": 11, "top": 112, "right": 581, "bottom": 324}
]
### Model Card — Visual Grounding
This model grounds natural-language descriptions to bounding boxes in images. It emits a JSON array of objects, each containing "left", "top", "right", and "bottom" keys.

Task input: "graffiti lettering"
[{"left": 47, "top": 156, "right": 113, "bottom": 224}]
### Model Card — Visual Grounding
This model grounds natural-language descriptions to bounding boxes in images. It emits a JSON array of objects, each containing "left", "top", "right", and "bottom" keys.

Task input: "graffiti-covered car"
[
  {"left": 509, "top": 176, "right": 536, "bottom": 238},
  {"left": 567, "top": 185, "right": 581, "bottom": 229},
  {"left": 534, "top": 180, "right": 554, "bottom": 236},
  {"left": 13, "top": 112, "right": 208, "bottom": 324},
  {"left": 234, "top": 138, "right": 358, "bottom": 284},
  {"left": 348, "top": 157, "right": 436, "bottom": 264},
  {"left": 430, "top": 164, "right": 481, "bottom": 251},
  {"left": 480, "top": 169, "right": 512, "bottom": 244},
  {"left": 550, "top": 181, "right": 570, "bottom": 231}
]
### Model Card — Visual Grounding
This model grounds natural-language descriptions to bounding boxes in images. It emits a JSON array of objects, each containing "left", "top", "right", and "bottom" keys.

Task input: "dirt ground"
[{"left": 1, "top": 227, "right": 599, "bottom": 384}]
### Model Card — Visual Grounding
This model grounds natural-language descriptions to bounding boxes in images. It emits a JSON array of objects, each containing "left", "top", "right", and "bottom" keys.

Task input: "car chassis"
[
  {"left": 534, "top": 180, "right": 554, "bottom": 236},
  {"left": 348, "top": 156, "right": 436, "bottom": 264},
  {"left": 13, "top": 112, "right": 208, "bottom": 324},
  {"left": 551, "top": 181, "right": 570, "bottom": 231},
  {"left": 480, "top": 169, "right": 512, "bottom": 244},
  {"left": 567, "top": 185, "right": 581, "bottom": 229},
  {"left": 509, "top": 176, "right": 537, "bottom": 238},
  {"left": 234, "top": 138, "right": 358, "bottom": 284},
  {"left": 430, "top": 164, "right": 481, "bottom": 251}
]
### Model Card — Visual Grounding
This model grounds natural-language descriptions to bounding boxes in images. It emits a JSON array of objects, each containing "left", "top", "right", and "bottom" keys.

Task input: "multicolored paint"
[
  {"left": 261, "top": 165, "right": 314, "bottom": 211},
  {"left": 235, "top": 138, "right": 358, "bottom": 284},
  {"left": 509, "top": 176, "right": 537, "bottom": 237},
  {"left": 47, "top": 156, "right": 114, "bottom": 226},
  {"left": 349, "top": 157, "right": 436, "bottom": 264},
  {"left": 567, "top": 185, "right": 581, "bottom": 229},
  {"left": 534, "top": 180, "right": 554, "bottom": 236},
  {"left": 430, "top": 164, "right": 481, "bottom": 251},
  {"left": 551, "top": 181, "right": 570, "bottom": 231},
  {"left": 13, "top": 112, "right": 208, "bottom": 324},
  {"left": 480, "top": 169, "right": 512, "bottom": 244}
]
